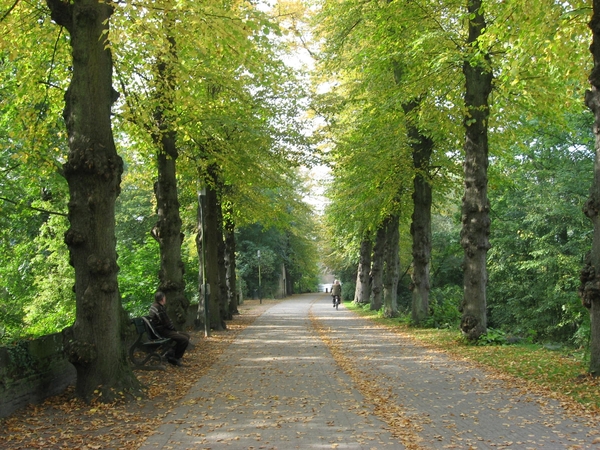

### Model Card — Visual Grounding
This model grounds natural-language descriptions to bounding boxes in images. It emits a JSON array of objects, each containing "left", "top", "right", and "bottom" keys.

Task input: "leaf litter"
[
  {"left": 4, "top": 297, "right": 599, "bottom": 449},
  {"left": 0, "top": 300, "right": 276, "bottom": 450},
  {"left": 317, "top": 306, "right": 600, "bottom": 449}
]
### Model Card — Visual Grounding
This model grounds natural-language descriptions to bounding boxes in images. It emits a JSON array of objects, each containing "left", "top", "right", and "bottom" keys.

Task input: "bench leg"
[{"left": 129, "top": 344, "right": 168, "bottom": 371}]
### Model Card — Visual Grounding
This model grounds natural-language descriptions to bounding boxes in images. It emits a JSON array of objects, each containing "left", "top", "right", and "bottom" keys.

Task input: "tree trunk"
[
  {"left": 460, "top": 0, "right": 492, "bottom": 340},
  {"left": 216, "top": 195, "right": 230, "bottom": 321},
  {"left": 196, "top": 192, "right": 208, "bottom": 331},
  {"left": 205, "top": 180, "right": 225, "bottom": 330},
  {"left": 354, "top": 236, "right": 372, "bottom": 304},
  {"left": 149, "top": 27, "right": 188, "bottom": 328},
  {"left": 46, "top": 0, "right": 141, "bottom": 401},
  {"left": 383, "top": 215, "right": 400, "bottom": 318},
  {"left": 405, "top": 100, "right": 434, "bottom": 325},
  {"left": 224, "top": 202, "right": 239, "bottom": 316},
  {"left": 393, "top": 60, "right": 433, "bottom": 325},
  {"left": 369, "top": 223, "right": 386, "bottom": 311},
  {"left": 152, "top": 150, "right": 187, "bottom": 327},
  {"left": 286, "top": 267, "right": 293, "bottom": 295},
  {"left": 580, "top": 0, "right": 600, "bottom": 375}
]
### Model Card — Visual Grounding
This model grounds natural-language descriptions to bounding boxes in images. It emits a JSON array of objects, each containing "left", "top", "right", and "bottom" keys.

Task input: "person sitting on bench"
[{"left": 149, "top": 291, "right": 190, "bottom": 367}]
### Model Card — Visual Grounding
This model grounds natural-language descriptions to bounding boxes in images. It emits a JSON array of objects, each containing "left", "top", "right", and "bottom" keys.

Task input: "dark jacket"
[
  {"left": 148, "top": 301, "right": 175, "bottom": 334},
  {"left": 331, "top": 283, "right": 341, "bottom": 296}
]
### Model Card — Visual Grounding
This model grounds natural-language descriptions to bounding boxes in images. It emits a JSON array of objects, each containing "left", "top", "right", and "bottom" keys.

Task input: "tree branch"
[
  {"left": 0, "top": 196, "right": 68, "bottom": 217},
  {"left": 1, "top": 163, "right": 20, "bottom": 174},
  {"left": 1, "top": 0, "right": 20, "bottom": 23}
]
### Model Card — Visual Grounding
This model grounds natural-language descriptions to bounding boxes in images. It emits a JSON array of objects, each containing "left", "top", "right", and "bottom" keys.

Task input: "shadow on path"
[{"left": 140, "top": 293, "right": 598, "bottom": 449}]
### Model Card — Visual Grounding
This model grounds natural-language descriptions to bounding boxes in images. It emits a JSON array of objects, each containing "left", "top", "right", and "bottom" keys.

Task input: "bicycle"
[{"left": 332, "top": 295, "right": 341, "bottom": 310}]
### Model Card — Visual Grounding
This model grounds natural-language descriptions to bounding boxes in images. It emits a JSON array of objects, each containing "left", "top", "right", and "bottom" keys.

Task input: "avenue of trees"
[
  {"left": 2, "top": 0, "right": 600, "bottom": 405},
  {"left": 312, "top": 0, "right": 600, "bottom": 375},
  {"left": 0, "top": 0, "right": 319, "bottom": 400}
]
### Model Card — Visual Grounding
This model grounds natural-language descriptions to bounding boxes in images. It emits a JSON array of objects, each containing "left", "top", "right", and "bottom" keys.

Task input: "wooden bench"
[{"left": 128, "top": 316, "right": 173, "bottom": 370}]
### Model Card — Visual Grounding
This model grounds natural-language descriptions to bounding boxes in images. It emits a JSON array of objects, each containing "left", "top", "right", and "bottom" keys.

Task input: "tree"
[
  {"left": 216, "top": 184, "right": 231, "bottom": 321},
  {"left": 203, "top": 170, "right": 225, "bottom": 330},
  {"left": 369, "top": 224, "right": 386, "bottom": 311},
  {"left": 459, "top": 0, "right": 492, "bottom": 340},
  {"left": 580, "top": 0, "right": 600, "bottom": 375},
  {"left": 404, "top": 99, "right": 434, "bottom": 325},
  {"left": 353, "top": 236, "right": 372, "bottom": 304},
  {"left": 223, "top": 201, "right": 239, "bottom": 315},
  {"left": 148, "top": 13, "right": 188, "bottom": 328},
  {"left": 115, "top": 158, "right": 161, "bottom": 316},
  {"left": 382, "top": 214, "right": 400, "bottom": 318},
  {"left": 312, "top": 0, "right": 458, "bottom": 315},
  {"left": 0, "top": 1, "right": 73, "bottom": 343},
  {"left": 45, "top": 0, "right": 141, "bottom": 401},
  {"left": 236, "top": 197, "right": 320, "bottom": 300},
  {"left": 488, "top": 116, "right": 592, "bottom": 343}
]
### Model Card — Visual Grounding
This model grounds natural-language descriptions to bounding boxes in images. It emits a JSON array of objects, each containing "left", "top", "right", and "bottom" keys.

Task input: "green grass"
[{"left": 345, "top": 301, "right": 600, "bottom": 412}]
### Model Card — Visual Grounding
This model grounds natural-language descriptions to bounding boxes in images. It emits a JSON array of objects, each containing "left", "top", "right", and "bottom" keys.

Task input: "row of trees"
[
  {"left": 0, "top": 0, "right": 319, "bottom": 401},
  {"left": 312, "top": 0, "right": 600, "bottom": 374}
]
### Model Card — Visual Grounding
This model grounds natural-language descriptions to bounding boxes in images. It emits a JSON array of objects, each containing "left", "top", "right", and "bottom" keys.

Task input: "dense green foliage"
[
  {"left": 314, "top": 0, "right": 594, "bottom": 349},
  {"left": 486, "top": 116, "right": 594, "bottom": 345},
  {"left": 0, "top": 0, "right": 319, "bottom": 344},
  {"left": 0, "top": 0, "right": 598, "bottom": 361}
]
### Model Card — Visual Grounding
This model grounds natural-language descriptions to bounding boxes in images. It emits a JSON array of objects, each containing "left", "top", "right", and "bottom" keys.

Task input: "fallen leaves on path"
[
  {"left": 310, "top": 310, "right": 426, "bottom": 450},
  {"left": 0, "top": 300, "right": 277, "bottom": 450},
  {"left": 379, "top": 320, "right": 600, "bottom": 422}
]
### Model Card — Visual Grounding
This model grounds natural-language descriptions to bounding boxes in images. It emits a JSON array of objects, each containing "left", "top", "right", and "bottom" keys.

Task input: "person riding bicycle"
[{"left": 331, "top": 280, "right": 341, "bottom": 307}]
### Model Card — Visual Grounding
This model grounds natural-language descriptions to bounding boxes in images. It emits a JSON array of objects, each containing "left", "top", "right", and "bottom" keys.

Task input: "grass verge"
[{"left": 345, "top": 301, "right": 600, "bottom": 413}]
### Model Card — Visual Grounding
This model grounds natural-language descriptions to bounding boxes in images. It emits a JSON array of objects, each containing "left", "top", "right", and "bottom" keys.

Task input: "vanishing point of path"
[{"left": 140, "top": 293, "right": 599, "bottom": 449}]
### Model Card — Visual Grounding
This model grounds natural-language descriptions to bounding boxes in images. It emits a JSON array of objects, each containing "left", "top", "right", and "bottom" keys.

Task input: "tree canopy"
[{"left": 2, "top": 0, "right": 600, "bottom": 380}]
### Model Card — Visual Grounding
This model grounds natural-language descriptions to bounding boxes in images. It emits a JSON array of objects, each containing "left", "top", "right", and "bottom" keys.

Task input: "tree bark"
[
  {"left": 286, "top": 266, "right": 293, "bottom": 295},
  {"left": 354, "top": 236, "right": 372, "bottom": 304},
  {"left": 405, "top": 100, "right": 434, "bottom": 325},
  {"left": 224, "top": 202, "right": 239, "bottom": 315},
  {"left": 383, "top": 215, "right": 400, "bottom": 318},
  {"left": 216, "top": 195, "right": 230, "bottom": 321},
  {"left": 149, "top": 27, "right": 188, "bottom": 328},
  {"left": 580, "top": 0, "right": 600, "bottom": 375},
  {"left": 152, "top": 149, "right": 187, "bottom": 327},
  {"left": 196, "top": 192, "right": 208, "bottom": 330},
  {"left": 393, "top": 60, "right": 433, "bottom": 325},
  {"left": 460, "top": 0, "right": 492, "bottom": 340},
  {"left": 46, "top": 0, "right": 141, "bottom": 401},
  {"left": 205, "top": 166, "right": 225, "bottom": 330},
  {"left": 369, "top": 223, "right": 386, "bottom": 311}
]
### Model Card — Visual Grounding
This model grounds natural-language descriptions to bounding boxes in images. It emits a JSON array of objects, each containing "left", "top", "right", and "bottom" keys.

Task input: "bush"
[
  {"left": 422, "top": 285, "right": 462, "bottom": 329},
  {"left": 474, "top": 328, "right": 508, "bottom": 346},
  {"left": 341, "top": 280, "right": 355, "bottom": 301}
]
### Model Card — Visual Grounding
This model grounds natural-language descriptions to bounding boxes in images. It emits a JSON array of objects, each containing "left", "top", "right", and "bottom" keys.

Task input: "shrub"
[{"left": 422, "top": 285, "right": 462, "bottom": 329}]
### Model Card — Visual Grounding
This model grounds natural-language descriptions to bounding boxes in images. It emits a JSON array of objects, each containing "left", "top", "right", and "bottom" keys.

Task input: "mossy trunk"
[
  {"left": 580, "top": 1, "right": 600, "bottom": 375},
  {"left": 460, "top": 0, "right": 492, "bottom": 341},
  {"left": 46, "top": 0, "right": 141, "bottom": 401}
]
